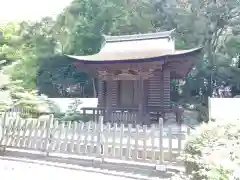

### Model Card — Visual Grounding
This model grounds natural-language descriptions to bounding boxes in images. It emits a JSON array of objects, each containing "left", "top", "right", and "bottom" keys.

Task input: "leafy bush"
[
  {"left": 54, "top": 112, "right": 66, "bottom": 119},
  {"left": 174, "top": 119, "right": 240, "bottom": 180},
  {"left": 195, "top": 104, "right": 209, "bottom": 123},
  {"left": 0, "top": 61, "right": 51, "bottom": 116},
  {"left": 56, "top": 113, "right": 91, "bottom": 122},
  {"left": 53, "top": 99, "right": 92, "bottom": 123}
]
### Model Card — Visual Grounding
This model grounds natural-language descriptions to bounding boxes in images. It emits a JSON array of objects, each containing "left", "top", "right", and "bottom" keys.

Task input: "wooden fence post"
[
  {"left": 155, "top": 117, "right": 166, "bottom": 172},
  {"left": 98, "top": 116, "right": 104, "bottom": 156},
  {"left": 93, "top": 116, "right": 104, "bottom": 165},
  {"left": 45, "top": 114, "right": 54, "bottom": 156},
  {"left": 0, "top": 112, "right": 7, "bottom": 153},
  {"left": 83, "top": 109, "right": 86, "bottom": 121}
]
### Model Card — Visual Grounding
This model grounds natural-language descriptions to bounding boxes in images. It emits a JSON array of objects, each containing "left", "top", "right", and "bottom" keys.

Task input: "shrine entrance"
[{"left": 119, "top": 80, "right": 139, "bottom": 107}]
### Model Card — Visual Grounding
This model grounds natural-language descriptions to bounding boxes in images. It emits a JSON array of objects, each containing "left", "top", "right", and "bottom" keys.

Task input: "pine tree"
[{"left": 0, "top": 60, "right": 51, "bottom": 117}]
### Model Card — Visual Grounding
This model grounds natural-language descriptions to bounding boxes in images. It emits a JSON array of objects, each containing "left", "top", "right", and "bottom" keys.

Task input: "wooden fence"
[{"left": 0, "top": 113, "right": 191, "bottom": 166}]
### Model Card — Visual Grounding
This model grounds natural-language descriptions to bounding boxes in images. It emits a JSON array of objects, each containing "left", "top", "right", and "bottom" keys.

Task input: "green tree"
[
  {"left": 156, "top": 0, "right": 240, "bottom": 102},
  {"left": 0, "top": 20, "right": 58, "bottom": 90},
  {"left": 56, "top": 0, "right": 156, "bottom": 55}
]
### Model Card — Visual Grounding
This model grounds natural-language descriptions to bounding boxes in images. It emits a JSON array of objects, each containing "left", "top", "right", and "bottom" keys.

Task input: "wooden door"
[{"left": 119, "top": 80, "right": 139, "bottom": 107}]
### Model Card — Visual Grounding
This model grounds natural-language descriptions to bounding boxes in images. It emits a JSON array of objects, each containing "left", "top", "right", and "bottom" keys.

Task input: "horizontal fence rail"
[{"left": 0, "top": 113, "right": 191, "bottom": 166}]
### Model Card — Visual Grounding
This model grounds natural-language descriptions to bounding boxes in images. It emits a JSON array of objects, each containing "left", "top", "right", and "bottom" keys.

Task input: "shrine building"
[{"left": 66, "top": 30, "right": 203, "bottom": 124}]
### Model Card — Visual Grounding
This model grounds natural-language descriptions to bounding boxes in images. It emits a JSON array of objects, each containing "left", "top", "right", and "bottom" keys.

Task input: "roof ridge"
[{"left": 103, "top": 29, "right": 175, "bottom": 42}]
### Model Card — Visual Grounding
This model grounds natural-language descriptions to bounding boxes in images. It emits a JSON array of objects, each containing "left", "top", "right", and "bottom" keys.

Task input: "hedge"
[{"left": 171, "top": 119, "right": 240, "bottom": 180}]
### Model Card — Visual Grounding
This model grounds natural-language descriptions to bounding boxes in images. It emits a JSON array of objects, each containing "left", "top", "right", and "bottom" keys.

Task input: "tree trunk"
[{"left": 208, "top": 74, "right": 213, "bottom": 97}]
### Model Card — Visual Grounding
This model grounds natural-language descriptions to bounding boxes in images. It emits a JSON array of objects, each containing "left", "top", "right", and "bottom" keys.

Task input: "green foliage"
[
  {"left": 57, "top": 0, "right": 156, "bottom": 55},
  {"left": 57, "top": 113, "right": 91, "bottom": 122},
  {"left": 37, "top": 55, "right": 94, "bottom": 97},
  {"left": 0, "top": 60, "right": 52, "bottom": 117},
  {"left": 66, "top": 99, "right": 82, "bottom": 113},
  {"left": 161, "top": 0, "right": 240, "bottom": 100},
  {"left": 177, "top": 119, "right": 240, "bottom": 180},
  {"left": 195, "top": 104, "right": 209, "bottom": 123},
  {"left": 1, "top": 0, "right": 240, "bottom": 101},
  {"left": 52, "top": 99, "right": 92, "bottom": 122}
]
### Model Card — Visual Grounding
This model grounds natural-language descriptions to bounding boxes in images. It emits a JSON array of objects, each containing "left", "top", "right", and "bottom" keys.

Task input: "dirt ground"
[{"left": 0, "top": 158, "right": 140, "bottom": 180}]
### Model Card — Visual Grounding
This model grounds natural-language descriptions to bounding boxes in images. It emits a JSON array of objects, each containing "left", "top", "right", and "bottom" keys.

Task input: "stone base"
[
  {"left": 155, "top": 164, "right": 167, "bottom": 172},
  {"left": 0, "top": 146, "right": 6, "bottom": 156},
  {"left": 92, "top": 157, "right": 104, "bottom": 165}
]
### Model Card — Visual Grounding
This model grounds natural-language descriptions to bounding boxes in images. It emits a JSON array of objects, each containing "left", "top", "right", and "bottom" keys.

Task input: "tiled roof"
[
  {"left": 103, "top": 29, "right": 175, "bottom": 42},
  {"left": 66, "top": 47, "right": 203, "bottom": 62},
  {"left": 65, "top": 30, "right": 202, "bottom": 63}
]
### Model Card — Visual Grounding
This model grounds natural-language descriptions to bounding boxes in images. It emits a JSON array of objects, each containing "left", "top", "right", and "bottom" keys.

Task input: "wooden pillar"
[
  {"left": 159, "top": 71, "right": 164, "bottom": 109},
  {"left": 97, "top": 80, "right": 105, "bottom": 107},
  {"left": 138, "top": 76, "right": 144, "bottom": 124},
  {"left": 163, "top": 69, "right": 171, "bottom": 110},
  {"left": 106, "top": 80, "right": 113, "bottom": 123},
  {"left": 111, "top": 81, "right": 118, "bottom": 107}
]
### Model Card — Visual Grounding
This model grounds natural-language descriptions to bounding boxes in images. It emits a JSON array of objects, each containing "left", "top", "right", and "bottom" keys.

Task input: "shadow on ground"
[{"left": 0, "top": 150, "right": 181, "bottom": 180}]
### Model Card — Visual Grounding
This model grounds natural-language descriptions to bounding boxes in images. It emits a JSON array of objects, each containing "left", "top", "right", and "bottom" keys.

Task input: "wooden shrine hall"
[{"left": 67, "top": 30, "right": 203, "bottom": 124}]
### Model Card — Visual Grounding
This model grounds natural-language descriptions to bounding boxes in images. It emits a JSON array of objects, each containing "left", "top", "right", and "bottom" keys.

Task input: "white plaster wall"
[
  {"left": 209, "top": 98, "right": 240, "bottom": 121},
  {"left": 49, "top": 98, "right": 98, "bottom": 113}
]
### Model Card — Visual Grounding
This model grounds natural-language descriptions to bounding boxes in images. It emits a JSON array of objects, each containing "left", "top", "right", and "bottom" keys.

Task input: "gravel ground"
[{"left": 0, "top": 158, "right": 140, "bottom": 180}]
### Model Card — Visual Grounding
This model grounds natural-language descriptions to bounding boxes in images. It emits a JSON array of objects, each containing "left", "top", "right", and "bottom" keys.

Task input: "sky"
[{"left": 0, "top": 0, "right": 73, "bottom": 23}]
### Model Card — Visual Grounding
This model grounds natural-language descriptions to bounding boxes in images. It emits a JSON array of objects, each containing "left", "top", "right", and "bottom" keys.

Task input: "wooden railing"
[
  {"left": 82, "top": 107, "right": 139, "bottom": 124},
  {"left": 81, "top": 106, "right": 183, "bottom": 125},
  {"left": 0, "top": 114, "right": 191, "bottom": 165}
]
